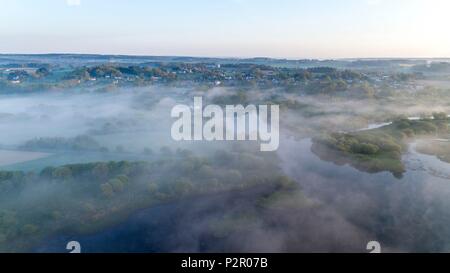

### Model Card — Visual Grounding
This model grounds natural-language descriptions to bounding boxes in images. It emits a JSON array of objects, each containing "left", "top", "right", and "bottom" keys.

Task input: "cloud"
[{"left": 66, "top": 0, "right": 81, "bottom": 6}]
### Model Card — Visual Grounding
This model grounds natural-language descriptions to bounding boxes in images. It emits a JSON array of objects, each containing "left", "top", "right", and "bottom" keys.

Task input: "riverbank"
[{"left": 311, "top": 115, "right": 450, "bottom": 177}]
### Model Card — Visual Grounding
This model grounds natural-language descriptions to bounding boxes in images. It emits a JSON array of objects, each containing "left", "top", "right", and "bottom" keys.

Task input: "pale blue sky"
[{"left": 0, "top": 0, "right": 449, "bottom": 58}]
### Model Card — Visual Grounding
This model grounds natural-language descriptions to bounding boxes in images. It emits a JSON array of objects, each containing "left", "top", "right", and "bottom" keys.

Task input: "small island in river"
[{"left": 312, "top": 113, "right": 450, "bottom": 178}]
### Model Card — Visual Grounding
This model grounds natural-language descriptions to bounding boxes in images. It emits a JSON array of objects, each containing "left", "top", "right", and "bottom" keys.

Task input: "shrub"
[
  {"left": 433, "top": 112, "right": 448, "bottom": 120},
  {"left": 352, "top": 143, "right": 380, "bottom": 155}
]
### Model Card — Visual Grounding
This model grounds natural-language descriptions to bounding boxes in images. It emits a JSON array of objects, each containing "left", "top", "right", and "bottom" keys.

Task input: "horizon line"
[{"left": 1, "top": 52, "right": 450, "bottom": 62}]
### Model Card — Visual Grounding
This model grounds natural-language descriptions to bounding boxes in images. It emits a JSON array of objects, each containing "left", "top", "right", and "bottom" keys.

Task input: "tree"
[
  {"left": 172, "top": 178, "right": 193, "bottom": 196},
  {"left": 40, "top": 167, "right": 56, "bottom": 179},
  {"left": 353, "top": 143, "right": 380, "bottom": 155},
  {"left": 433, "top": 112, "right": 448, "bottom": 120},
  {"left": 116, "top": 175, "right": 129, "bottom": 185},
  {"left": 92, "top": 163, "right": 109, "bottom": 181},
  {"left": 52, "top": 167, "right": 72, "bottom": 181},
  {"left": 109, "top": 178, "right": 124, "bottom": 193},
  {"left": 36, "top": 67, "right": 50, "bottom": 77},
  {"left": 100, "top": 183, "right": 114, "bottom": 198}
]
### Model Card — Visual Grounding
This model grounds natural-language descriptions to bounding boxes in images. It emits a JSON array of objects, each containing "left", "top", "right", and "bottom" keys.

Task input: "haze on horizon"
[{"left": 1, "top": 0, "right": 450, "bottom": 59}]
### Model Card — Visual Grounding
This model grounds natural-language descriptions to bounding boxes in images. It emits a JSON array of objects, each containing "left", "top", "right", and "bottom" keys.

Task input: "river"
[{"left": 35, "top": 119, "right": 450, "bottom": 253}]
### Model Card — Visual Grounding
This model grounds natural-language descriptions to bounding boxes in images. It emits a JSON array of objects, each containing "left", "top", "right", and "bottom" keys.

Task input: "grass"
[{"left": 312, "top": 116, "right": 450, "bottom": 178}]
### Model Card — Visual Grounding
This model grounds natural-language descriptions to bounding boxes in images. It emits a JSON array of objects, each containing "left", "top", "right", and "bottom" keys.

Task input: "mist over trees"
[{"left": 1, "top": 55, "right": 450, "bottom": 252}]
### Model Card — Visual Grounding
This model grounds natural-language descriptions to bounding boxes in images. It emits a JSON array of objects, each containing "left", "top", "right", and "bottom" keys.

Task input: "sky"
[{"left": 0, "top": 0, "right": 450, "bottom": 59}]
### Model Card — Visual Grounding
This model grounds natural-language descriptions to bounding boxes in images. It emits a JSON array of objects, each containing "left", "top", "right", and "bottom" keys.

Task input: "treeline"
[
  {"left": 20, "top": 135, "right": 105, "bottom": 152},
  {"left": 3, "top": 67, "right": 51, "bottom": 81},
  {"left": 66, "top": 65, "right": 176, "bottom": 81},
  {"left": 63, "top": 63, "right": 370, "bottom": 87},
  {"left": 2, "top": 61, "right": 412, "bottom": 97},
  {"left": 305, "top": 79, "right": 376, "bottom": 98},
  {"left": 413, "top": 62, "right": 450, "bottom": 73},
  {"left": 1, "top": 61, "right": 420, "bottom": 97},
  {"left": 0, "top": 146, "right": 291, "bottom": 252}
]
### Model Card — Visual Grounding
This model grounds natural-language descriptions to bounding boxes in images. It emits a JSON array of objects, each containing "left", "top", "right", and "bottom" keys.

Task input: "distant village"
[{"left": 1, "top": 58, "right": 449, "bottom": 97}]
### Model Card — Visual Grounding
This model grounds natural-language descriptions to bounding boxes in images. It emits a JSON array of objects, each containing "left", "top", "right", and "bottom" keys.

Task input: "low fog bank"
[
  {"left": 1, "top": 85, "right": 450, "bottom": 253},
  {"left": 0, "top": 89, "right": 173, "bottom": 150},
  {"left": 0, "top": 86, "right": 449, "bottom": 149}
]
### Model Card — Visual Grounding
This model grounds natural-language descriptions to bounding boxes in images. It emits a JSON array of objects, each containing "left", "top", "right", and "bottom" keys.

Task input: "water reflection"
[
  {"left": 35, "top": 136, "right": 450, "bottom": 253},
  {"left": 279, "top": 136, "right": 450, "bottom": 252}
]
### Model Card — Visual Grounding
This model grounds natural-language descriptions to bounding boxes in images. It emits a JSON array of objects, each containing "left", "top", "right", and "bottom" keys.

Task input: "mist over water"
[
  {"left": 33, "top": 135, "right": 450, "bottom": 253},
  {"left": 279, "top": 137, "right": 450, "bottom": 252},
  {"left": 1, "top": 57, "right": 450, "bottom": 253},
  {"left": 0, "top": 86, "right": 444, "bottom": 253}
]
